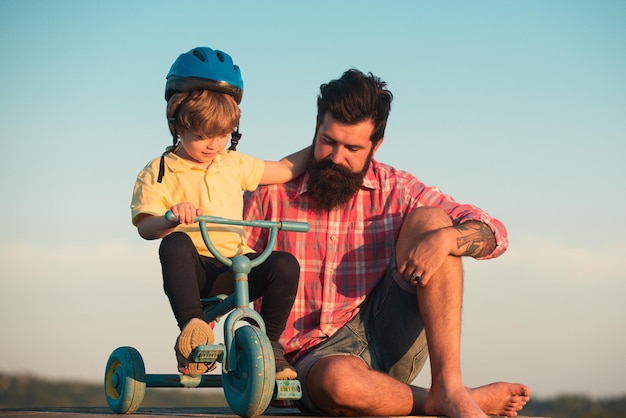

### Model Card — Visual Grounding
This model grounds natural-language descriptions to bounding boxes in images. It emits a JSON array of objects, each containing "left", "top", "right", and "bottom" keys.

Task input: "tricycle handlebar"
[{"left": 164, "top": 211, "right": 310, "bottom": 233}]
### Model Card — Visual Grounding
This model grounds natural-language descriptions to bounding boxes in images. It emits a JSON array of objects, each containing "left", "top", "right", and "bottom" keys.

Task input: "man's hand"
[
  {"left": 395, "top": 208, "right": 496, "bottom": 287},
  {"left": 397, "top": 227, "right": 456, "bottom": 287}
]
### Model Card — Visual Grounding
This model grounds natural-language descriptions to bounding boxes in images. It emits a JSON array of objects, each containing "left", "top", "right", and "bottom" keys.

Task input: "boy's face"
[{"left": 177, "top": 130, "right": 230, "bottom": 168}]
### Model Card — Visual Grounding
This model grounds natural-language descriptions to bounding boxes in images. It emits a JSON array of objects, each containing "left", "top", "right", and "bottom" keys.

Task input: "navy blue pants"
[{"left": 159, "top": 231, "right": 300, "bottom": 342}]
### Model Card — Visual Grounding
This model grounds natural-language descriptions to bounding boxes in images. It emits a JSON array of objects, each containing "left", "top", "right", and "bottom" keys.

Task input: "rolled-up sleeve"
[{"left": 409, "top": 181, "right": 508, "bottom": 260}]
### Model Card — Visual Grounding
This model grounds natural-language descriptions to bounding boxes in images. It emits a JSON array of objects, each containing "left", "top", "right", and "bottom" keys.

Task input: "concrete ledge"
[{"left": 0, "top": 407, "right": 549, "bottom": 418}]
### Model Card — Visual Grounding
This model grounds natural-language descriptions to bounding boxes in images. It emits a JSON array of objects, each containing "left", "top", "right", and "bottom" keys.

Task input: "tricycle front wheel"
[{"left": 223, "top": 326, "right": 275, "bottom": 417}]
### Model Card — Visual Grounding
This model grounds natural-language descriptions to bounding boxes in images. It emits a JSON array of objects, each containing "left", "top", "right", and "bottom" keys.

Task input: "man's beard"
[{"left": 306, "top": 156, "right": 370, "bottom": 212}]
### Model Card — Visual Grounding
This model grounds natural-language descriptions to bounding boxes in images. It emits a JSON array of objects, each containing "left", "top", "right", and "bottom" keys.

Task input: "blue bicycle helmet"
[
  {"left": 157, "top": 47, "right": 244, "bottom": 183},
  {"left": 165, "top": 47, "right": 244, "bottom": 103}
]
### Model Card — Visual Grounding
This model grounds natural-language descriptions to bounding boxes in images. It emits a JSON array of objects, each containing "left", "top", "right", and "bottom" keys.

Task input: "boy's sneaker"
[
  {"left": 175, "top": 318, "right": 216, "bottom": 376},
  {"left": 271, "top": 341, "right": 297, "bottom": 380}
]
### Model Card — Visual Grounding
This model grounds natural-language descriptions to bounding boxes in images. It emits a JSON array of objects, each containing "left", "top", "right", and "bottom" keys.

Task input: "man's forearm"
[{"left": 453, "top": 221, "right": 496, "bottom": 258}]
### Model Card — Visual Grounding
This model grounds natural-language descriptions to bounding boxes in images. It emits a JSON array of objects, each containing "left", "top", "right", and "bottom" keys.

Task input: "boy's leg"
[
  {"left": 247, "top": 251, "right": 300, "bottom": 341},
  {"left": 159, "top": 232, "right": 218, "bottom": 375},
  {"left": 247, "top": 251, "right": 300, "bottom": 379},
  {"left": 159, "top": 231, "right": 207, "bottom": 328}
]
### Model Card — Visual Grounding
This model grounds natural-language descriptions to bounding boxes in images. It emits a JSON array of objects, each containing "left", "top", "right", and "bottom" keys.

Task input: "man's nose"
[{"left": 330, "top": 146, "right": 345, "bottom": 164}]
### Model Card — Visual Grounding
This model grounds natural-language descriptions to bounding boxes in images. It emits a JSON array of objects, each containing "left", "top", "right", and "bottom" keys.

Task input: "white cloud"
[
  {"left": 467, "top": 232, "right": 625, "bottom": 283},
  {"left": 0, "top": 240, "right": 161, "bottom": 285}
]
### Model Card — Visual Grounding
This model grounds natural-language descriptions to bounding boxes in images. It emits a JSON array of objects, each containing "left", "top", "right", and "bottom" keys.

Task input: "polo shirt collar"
[{"left": 163, "top": 150, "right": 225, "bottom": 173}]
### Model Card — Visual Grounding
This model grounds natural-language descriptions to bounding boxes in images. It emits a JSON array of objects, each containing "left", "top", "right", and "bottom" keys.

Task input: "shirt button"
[{"left": 330, "top": 235, "right": 337, "bottom": 241}]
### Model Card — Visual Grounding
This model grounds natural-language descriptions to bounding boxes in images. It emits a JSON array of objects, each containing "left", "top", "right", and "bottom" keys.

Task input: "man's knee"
[
  {"left": 307, "top": 356, "right": 370, "bottom": 414},
  {"left": 396, "top": 207, "right": 452, "bottom": 251},
  {"left": 404, "top": 206, "right": 453, "bottom": 233}
]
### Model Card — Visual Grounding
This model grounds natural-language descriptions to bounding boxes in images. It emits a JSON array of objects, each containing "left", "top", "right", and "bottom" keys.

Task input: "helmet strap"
[
  {"left": 159, "top": 93, "right": 192, "bottom": 182},
  {"left": 157, "top": 153, "right": 166, "bottom": 183},
  {"left": 229, "top": 127, "right": 242, "bottom": 151}
]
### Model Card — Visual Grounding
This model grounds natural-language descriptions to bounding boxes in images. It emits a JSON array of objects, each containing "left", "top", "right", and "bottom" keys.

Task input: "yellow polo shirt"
[{"left": 131, "top": 150, "right": 264, "bottom": 258}]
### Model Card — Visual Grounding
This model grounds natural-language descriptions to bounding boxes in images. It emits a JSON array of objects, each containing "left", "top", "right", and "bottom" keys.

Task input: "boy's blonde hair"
[{"left": 167, "top": 90, "right": 240, "bottom": 147}]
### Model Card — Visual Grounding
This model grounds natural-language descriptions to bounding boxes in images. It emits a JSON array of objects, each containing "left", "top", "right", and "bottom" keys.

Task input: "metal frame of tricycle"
[{"left": 104, "top": 214, "right": 309, "bottom": 417}]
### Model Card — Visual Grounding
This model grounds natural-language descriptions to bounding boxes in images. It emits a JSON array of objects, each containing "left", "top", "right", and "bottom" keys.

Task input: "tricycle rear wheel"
[{"left": 104, "top": 346, "right": 146, "bottom": 414}]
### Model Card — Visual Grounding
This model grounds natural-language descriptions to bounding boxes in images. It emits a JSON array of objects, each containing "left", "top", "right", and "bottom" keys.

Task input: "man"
[{"left": 243, "top": 69, "right": 530, "bottom": 418}]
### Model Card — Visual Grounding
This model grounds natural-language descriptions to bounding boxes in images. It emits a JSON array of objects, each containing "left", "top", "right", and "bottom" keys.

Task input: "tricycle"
[{"left": 104, "top": 212, "right": 309, "bottom": 417}]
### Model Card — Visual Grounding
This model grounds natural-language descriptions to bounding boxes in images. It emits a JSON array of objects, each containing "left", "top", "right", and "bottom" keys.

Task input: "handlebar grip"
[
  {"left": 164, "top": 210, "right": 177, "bottom": 222},
  {"left": 279, "top": 221, "right": 310, "bottom": 233}
]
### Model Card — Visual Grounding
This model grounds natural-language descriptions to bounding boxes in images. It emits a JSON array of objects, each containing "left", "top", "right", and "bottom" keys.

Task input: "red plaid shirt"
[{"left": 243, "top": 159, "right": 508, "bottom": 361}]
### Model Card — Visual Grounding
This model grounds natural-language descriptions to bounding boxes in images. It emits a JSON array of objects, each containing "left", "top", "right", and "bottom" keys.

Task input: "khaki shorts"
[{"left": 293, "top": 261, "right": 429, "bottom": 414}]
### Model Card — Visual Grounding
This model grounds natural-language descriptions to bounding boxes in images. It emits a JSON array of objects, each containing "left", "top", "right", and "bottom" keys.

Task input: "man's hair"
[
  {"left": 166, "top": 90, "right": 240, "bottom": 140},
  {"left": 316, "top": 69, "right": 393, "bottom": 144}
]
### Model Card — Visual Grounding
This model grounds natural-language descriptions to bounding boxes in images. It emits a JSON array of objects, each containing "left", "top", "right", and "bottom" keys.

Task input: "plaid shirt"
[{"left": 243, "top": 159, "right": 508, "bottom": 361}]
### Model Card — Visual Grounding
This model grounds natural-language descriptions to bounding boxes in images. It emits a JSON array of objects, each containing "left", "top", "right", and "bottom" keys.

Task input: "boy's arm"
[
  {"left": 135, "top": 203, "right": 201, "bottom": 240},
  {"left": 136, "top": 213, "right": 178, "bottom": 240},
  {"left": 259, "top": 146, "right": 310, "bottom": 185}
]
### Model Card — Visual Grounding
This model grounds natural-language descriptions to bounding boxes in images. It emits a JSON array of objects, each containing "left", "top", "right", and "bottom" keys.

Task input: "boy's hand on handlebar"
[{"left": 170, "top": 203, "right": 203, "bottom": 224}]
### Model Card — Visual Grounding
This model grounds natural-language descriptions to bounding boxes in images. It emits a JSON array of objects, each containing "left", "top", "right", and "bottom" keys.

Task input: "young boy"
[{"left": 131, "top": 46, "right": 308, "bottom": 380}]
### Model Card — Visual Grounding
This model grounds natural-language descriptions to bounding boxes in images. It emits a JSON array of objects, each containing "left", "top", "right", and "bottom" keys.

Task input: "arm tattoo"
[{"left": 455, "top": 221, "right": 496, "bottom": 258}]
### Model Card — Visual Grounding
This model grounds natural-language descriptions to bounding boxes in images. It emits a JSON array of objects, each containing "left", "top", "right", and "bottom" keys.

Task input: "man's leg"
[
  {"left": 306, "top": 355, "right": 427, "bottom": 416},
  {"left": 304, "top": 206, "right": 445, "bottom": 416},
  {"left": 305, "top": 207, "right": 530, "bottom": 417},
  {"left": 397, "top": 207, "right": 530, "bottom": 418},
  {"left": 399, "top": 206, "right": 484, "bottom": 417},
  {"left": 302, "top": 253, "right": 429, "bottom": 416},
  {"left": 306, "top": 355, "right": 529, "bottom": 417}
]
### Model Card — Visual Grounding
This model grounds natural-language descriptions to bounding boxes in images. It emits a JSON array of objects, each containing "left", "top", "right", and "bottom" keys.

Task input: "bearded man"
[{"left": 243, "top": 69, "right": 530, "bottom": 418}]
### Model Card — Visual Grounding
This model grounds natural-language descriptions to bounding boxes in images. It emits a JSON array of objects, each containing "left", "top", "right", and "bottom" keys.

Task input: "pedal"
[
  {"left": 273, "top": 379, "right": 302, "bottom": 401},
  {"left": 190, "top": 344, "right": 224, "bottom": 363}
]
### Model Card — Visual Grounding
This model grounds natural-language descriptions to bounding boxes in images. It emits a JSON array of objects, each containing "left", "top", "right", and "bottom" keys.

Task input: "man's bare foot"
[
  {"left": 425, "top": 384, "right": 488, "bottom": 418},
  {"left": 425, "top": 382, "right": 530, "bottom": 418},
  {"left": 470, "top": 382, "right": 531, "bottom": 417}
]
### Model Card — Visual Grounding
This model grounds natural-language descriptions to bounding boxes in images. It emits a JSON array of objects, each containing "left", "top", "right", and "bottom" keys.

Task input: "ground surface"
[{"left": 0, "top": 407, "right": 547, "bottom": 418}]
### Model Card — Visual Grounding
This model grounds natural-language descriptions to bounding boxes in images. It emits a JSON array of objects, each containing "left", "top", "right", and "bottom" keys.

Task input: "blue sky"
[{"left": 1, "top": 0, "right": 624, "bottom": 399}]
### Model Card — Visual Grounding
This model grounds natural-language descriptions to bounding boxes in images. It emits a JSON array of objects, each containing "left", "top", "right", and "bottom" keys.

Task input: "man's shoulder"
[
  {"left": 257, "top": 174, "right": 305, "bottom": 194},
  {"left": 371, "top": 159, "right": 418, "bottom": 184},
  {"left": 244, "top": 176, "right": 303, "bottom": 211},
  {"left": 243, "top": 176, "right": 305, "bottom": 218}
]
